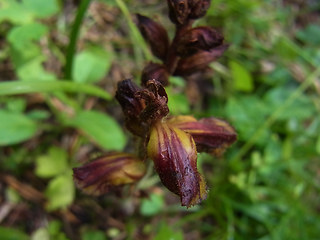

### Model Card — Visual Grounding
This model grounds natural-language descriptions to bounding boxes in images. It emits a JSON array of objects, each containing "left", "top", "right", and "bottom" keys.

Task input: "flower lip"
[{"left": 147, "top": 121, "right": 207, "bottom": 207}]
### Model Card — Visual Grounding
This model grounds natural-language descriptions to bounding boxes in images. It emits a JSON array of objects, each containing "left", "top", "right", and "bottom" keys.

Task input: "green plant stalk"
[
  {"left": 65, "top": 0, "right": 92, "bottom": 80},
  {"left": 232, "top": 66, "right": 320, "bottom": 161},
  {"left": 115, "top": 0, "right": 152, "bottom": 62},
  {"left": 0, "top": 81, "right": 111, "bottom": 100}
]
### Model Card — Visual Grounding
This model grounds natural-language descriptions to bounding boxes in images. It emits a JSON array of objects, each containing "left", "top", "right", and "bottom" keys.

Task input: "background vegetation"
[{"left": 0, "top": 0, "right": 320, "bottom": 239}]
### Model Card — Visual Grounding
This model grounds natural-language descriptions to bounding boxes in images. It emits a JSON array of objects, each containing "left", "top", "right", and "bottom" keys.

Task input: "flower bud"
[
  {"left": 177, "top": 26, "right": 224, "bottom": 57},
  {"left": 147, "top": 121, "right": 207, "bottom": 207},
  {"left": 188, "top": 0, "right": 211, "bottom": 20},
  {"left": 174, "top": 44, "right": 229, "bottom": 76},
  {"left": 141, "top": 62, "right": 169, "bottom": 86},
  {"left": 136, "top": 14, "right": 169, "bottom": 61},
  {"left": 167, "top": 0, "right": 190, "bottom": 25},
  {"left": 168, "top": 115, "right": 237, "bottom": 156},
  {"left": 73, "top": 152, "right": 146, "bottom": 196}
]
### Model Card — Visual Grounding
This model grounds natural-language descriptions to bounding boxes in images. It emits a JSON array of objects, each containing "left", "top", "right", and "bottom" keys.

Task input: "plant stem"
[
  {"left": 65, "top": 0, "right": 92, "bottom": 80},
  {"left": 0, "top": 81, "right": 111, "bottom": 101}
]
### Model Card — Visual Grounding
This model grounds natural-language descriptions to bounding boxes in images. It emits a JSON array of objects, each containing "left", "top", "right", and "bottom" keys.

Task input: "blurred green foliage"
[{"left": 0, "top": 0, "right": 319, "bottom": 239}]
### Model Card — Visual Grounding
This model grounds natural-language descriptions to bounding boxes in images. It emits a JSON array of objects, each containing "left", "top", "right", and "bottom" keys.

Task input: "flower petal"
[
  {"left": 147, "top": 121, "right": 207, "bottom": 207},
  {"left": 73, "top": 152, "right": 146, "bottom": 196},
  {"left": 168, "top": 115, "right": 237, "bottom": 156}
]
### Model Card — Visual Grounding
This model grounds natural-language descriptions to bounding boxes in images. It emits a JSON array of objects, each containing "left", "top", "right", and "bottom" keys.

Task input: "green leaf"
[
  {"left": 154, "top": 222, "right": 183, "bottom": 240},
  {"left": 229, "top": 60, "right": 254, "bottom": 92},
  {"left": 226, "top": 96, "right": 270, "bottom": 144},
  {"left": 0, "top": 81, "right": 111, "bottom": 101},
  {"left": 6, "top": 98, "right": 26, "bottom": 113},
  {"left": 72, "top": 47, "right": 113, "bottom": 83},
  {"left": 67, "top": 110, "right": 126, "bottom": 150},
  {"left": 23, "top": 0, "right": 60, "bottom": 18},
  {"left": 27, "top": 110, "right": 51, "bottom": 120},
  {"left": 17, "top": 57, "right": 56, "bottom": 81},
  {"left": 45, "top": 171, "right": 75, "bottom": 211},
  {"left": 0, "top": 0, "right": 59, "bottom": 24},
  {"left": 140, "top": 193, "right": 164, "bottom": 216},
  {"left": 0, "top": 1, "right": 33, "bottom": 24},
  {"left": 35, "top": 147, "right": 68, "bottom": 178},
  {"left": 316, "top": 135, "right": 320, "bottom": 155},
  {"left": 0, "top": 110, "right": 38, "bottom": 146},
  {"left": 82, "top": 230, "right": 107, "bottom": 240},
  {"left": 7, "top": 23, "right": 48, "bottom": 51},
  {"left": 0, "top": 226, "right": 29, "bottom": 240},
  {"left": 296, "top": 24, "right": 320, "bottom": 46},
  {"left": 263, "top": 86, "right": 315, "bottom": 121}
]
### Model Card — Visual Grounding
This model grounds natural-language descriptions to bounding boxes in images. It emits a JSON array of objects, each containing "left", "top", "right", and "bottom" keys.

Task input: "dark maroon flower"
[
  {"left": 167, "top": 0, "right": 190, "bottom": 25},
  {"left": 136, "top": 14, "right": 170, "bottom": 61},
  {"left": 73, "top": 152, "right": 146, "bottom": 196},
  {"left": 174, "top": 44, "right": 229, "bottom": 76},
  {"left": 177, "top": 26, "right": 224, "bottom": 56},
  {"left": 147, "top": 120, "right": 207, "bottom": 207},
  {"left": 188, "top": 0, "right": 211, "bottom": 20}
]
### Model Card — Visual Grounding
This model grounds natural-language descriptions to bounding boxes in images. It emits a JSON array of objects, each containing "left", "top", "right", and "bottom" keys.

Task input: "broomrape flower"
[
  {"left": 73, "top": 79, "right": 236, "bottom": 207},
  {"left": 117, "top": 79, "right": 236, "bottom": 207},
  {"left": 73, "top": 0, "right": 236, "bottom": 207}
]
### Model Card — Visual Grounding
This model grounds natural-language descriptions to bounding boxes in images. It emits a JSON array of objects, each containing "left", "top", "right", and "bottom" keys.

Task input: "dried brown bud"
[
  {"left": 115, "top": 79, "right": 169, "bottom": 136},
  {"left": 168, "top": 115, "right": 237, "bottom": 156},
  {"left": 141, "top": 62, "right": 169, "bottom": 86},
  {"left": 136, "top": 14, "right": 170, "bottom": 61},
  {"left": 147, "top": 121, "right": 207, "bottom": 207},
  {"left": 167, "top": 0, "right": 190, "bottom": 25},
  {"left": 73, "top": 152, "right": 146, "bottom": 196},
  {"left": 188, "top": 0, "right": 211, "bottom": 19},
  {"left": 177, "top": 26, "right": 224, "bottom": 56},
  {"left": 174, "top": 44, "right": 229, "bottom": 76}
]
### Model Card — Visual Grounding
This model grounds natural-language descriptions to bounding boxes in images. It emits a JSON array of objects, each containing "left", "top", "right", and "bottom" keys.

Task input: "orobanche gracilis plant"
[{"left": 73, "top": 0, "right": 237, "bottom": 208}]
